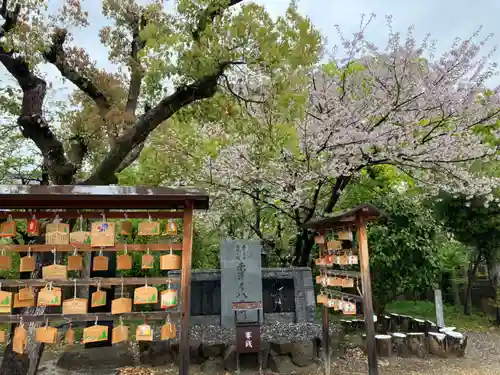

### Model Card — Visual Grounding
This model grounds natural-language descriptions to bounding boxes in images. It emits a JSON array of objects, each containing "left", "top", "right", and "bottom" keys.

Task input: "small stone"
[
  {"left": 200, "top": 357, "right": 225, "bottom": 374},
  {"left": 268, "top": 355, "right": 300, "bottom": 374},
  {"left": 223, "top": 344, "right": 237, "bottom": 371}
]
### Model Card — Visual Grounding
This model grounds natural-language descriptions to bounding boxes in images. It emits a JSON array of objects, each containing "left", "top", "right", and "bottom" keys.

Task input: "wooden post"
[
  {"left": 434, "top": 289, "right": 445, "bottom": 328},
  {"left": 356, "top": 213, "right": 378, "bottom": 375},
  {"left": 179, "top": 202, "right": 194, "bottom": 375},
  {"left": 319, "top": 237, "right": 330, "bottom": 375}
]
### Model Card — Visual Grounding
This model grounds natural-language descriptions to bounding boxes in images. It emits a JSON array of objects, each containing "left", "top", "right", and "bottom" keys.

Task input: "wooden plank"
[
  {"left": 179, "top": 202, "right": 194, "bottom": 375},
  {"left": 2, "top": 243, "right": 182, "bottom": 252},
  {"left": 357, "top": 213, "right": 378, "bottom": 375},
  {"left": 0, "top": 277, "right": 179, "bottom": 287},
  {"left": 232, "top": 301, "right": 263, "bottom": 310},
  {"left": 318, "top": 236, "right": 330, "bottom": 375},
  {"left": 2, "top": 211, "right": 184, "bottom": 219},
  {"left": 325, "top": 270, "right": 361, "bottom": 278},
  {"left": 327, "top": 290, "right": 363, "bottom": 302},
  {"left": 0, "top": 311, "right": 180, "bottom": 323}
]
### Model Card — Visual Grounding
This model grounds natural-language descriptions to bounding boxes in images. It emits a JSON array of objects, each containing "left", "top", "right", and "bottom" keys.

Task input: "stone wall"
[{"left": 168, "top": 267, "right": 315, "bottom": 326}]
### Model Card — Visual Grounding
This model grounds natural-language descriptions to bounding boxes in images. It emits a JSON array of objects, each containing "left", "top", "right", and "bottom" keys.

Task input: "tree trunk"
[
  {"left": 486, "top": 258, "right": 500, "bottom": 326},
  {"left": 292, "top": 228, "right": 315, "bottom": 267},
  {"left": 464, "top": 255, "right": 480, "bottom": 316}
]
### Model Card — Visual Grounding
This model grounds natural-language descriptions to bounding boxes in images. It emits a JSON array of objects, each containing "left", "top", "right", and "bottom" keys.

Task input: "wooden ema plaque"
[
  {"left": 161, "top": 323, "right": 176, "bottom": 340},
  {"left": 13, "top": 293, "right": 35, "bottom": 308},
  {"left": 19, "top": 255, "right": 35, "bottom": 272},
  {"left": 111, "top": 297, "right": 132, "bottom": 314},
  {"left": 338, "top": 231, "right": 353, "bottom": 241},
  {"left": 0, "top": 220, "right": 16, "bottom": 238},
  {"left": 18, "top": 287, "right": 34, "bottom": 301},
  {"left": 164, "top": 220, "right": 177, "bottom": 236},
  {"left": 91, "top": 290, "right": 107, "bottom": 307},
  {"left": 316, "top": 293, "right": 328, "bottom": 305},
  {"left": 13, "top": 326, "right": 27, "bottom": 354},
  {"left": 314, "top": 235, "right": 325, "bottom": 244},
  {"left": 65, "top": 328, "right": 75, "bottom": 345},
  {"left": 343, "top": 302, "right": 356, "bottom": 315},
  {"left": 35, "top": 326, "right": 58, "bottom": 344},
  {"left": 38, "top": 287, "right": 62, "bottom": 306},
  {"left": 68, "top": 255, "right": 83, "bottom": 271},
  {"left": 70, "top": 231, "right": 91, "bottom": 245},
  {"left": 134, "top": 286, "right": 158, "bottom": 305},
  {"left": 117, "top": 254, "right": 132, "bottom": 270},
  {"left": 83, "top": 325, "right": 109, "bottom": 344},
  {"left": 0, "top": 291, "right": 12, "bottom": 313},
  {"left": 342, "top": 278, "right": 354, "bottom": 288},
  {"left": 136, "top": 324, "right": 153, "bottom": 341},
  {"left": 327, "top": 240, "right": 342, "bottom": 251},
  {"left": 62, "top": 298, "right": 88, "bottom": 314},
  {"left": 141, "top": 253, "right": 154, "bottom": 269},
  {"left": 93, "top": 255, "right": 109, "bottom": 271},
  {"left": 112, "top": 325, "right": 129, "bottom": 344},
  {"left": 46, "top": 223, "right": 70, "bottom": 245},
  {"left": 161, "top": 289, "right": 177, "bottom": 309},
  {"left": 43, "top": 264, "right": 68, "bottom": 280},
  {"left": 119, "top": 221, "right": 133, "bottom": 236},
  {"left": 91, "top": 222, "right": 115, "bottom": 247},
  {"left": 0, "top": 330, "right": 5, "bottom": 344},
  {"left": 138, "top": 221, "right": 160, "bottom": 236},
  {"left": 160, "top": 254, "right": 181, "bottom": 270},
  {"left": 27, "top": 217, "right": 40, "bottom": 236},
  {"left": 0, "top": 254, "right": 12, "bottom": 270}
]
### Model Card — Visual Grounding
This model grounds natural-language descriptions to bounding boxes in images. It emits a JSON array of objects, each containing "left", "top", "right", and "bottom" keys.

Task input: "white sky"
[{"left": 2, "top": 0, "right": 500, "bottom": 103}]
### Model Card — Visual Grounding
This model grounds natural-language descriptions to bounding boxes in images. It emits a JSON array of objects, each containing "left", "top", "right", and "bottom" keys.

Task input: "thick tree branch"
[
  {"left": 43, "top": 28, "right": 110, "bottom": 114},
  {"left": 192, "top": 0, "right": 244, "bottom": 41},
  {"left": 0, "top": 5, "right": 75, "bottom": 184},
  {"left": 84, "top": 61, "right": 244, "bottom": 185},
  {"left": 125, "top": 12, "right": 147, "bottom": 115},
  {"left": 324, "top": 175, "right": 351, "bottom": 213}
]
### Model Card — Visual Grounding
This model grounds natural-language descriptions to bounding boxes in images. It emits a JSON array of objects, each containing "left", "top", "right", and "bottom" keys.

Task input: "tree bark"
[{"left": 464, "top": 254, "right": 480, "bottom": 316}]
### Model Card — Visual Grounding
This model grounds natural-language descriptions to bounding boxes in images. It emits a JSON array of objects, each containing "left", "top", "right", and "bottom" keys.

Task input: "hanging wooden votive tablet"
[
  {"left": 91, "top": 283, "right": 107, "bottom": 308},
  {"left": 161, "top": 283, "right": 177, "bottom": 309},
  {"left": 316, "top": 293, "right": 328, "bottom": 305},
  {"left": 315, "top": 274, "right": 328, "bottom": 286},
  {"left": 35, "top": 324, "right": 58, "bottom": 344},
  {"left": 112, "top": 319, "right": 129, "bottom": 344},
  {"left": 314, "top": 257, "right": 325, "bottom": 266},
  {"left": 38, "top": 284, "right": 62, "bottom": 306},
  {"left": 65, "top": 327, "right": 75, "bottom": 346},
  {"left": 141, "top": 249, "right": 154, "bottom": 269},
  {"left": 43, "top": 249, "right": 67, "bottom": 280},
  {"left": 27, "top": 215, "right": 40, "bottom": 237},
  {"left": 327, "top": 240, "right": 342, "bottom": 251},
  {"left": 342, "top": 278, "right": 354, "bottom": 288},
  {"left": 0, "top": 330, "right": 5, "bottom": 344},
  {"left": 327, "top": 298, "right": 337, "bottom": 309},
  {"left": 314, "top": 235, "right": 325, "bottom": 244},
  {"left": 136, "top": 323, "right": 153, "bottom": 341},
  {"left": 93, "top": 249, "right": 109, "bottom": 271},
  {"left": 336, "top": 254, "right": 348, "bottom": 265},
  {"left": 68, "top": 250, "right": 84, "bottom": 271},
  {"left": 164, "top": 220, "right": 177, "bottom": 236},
  {"left": 134, "top": 284, "right": 158, "bottom": 305},
  {"left": 83, "top": 321, "right": 109, "bottom": 344},
  {"left": 0, "top": 289, "right": 12, "bottom": 313},
  {"left": 342, "top": 301, "right": 357, "bottom": 315},
  {"left": 19, "top": 248, "right": 35, "bottom": 272},
  {"left": 91, "top": 221, "right": 115, "bottom": 247},
  {"left": 119, "top": 220, "right": 133, "bottom": 236},
  {"left": 0, "top": 250, "right": 11, "bottom": 271},
  {"left": 160, "top": 248, "right": 181, "bottom": 270},
  {"left": 63, "top": 280, "right": 88, "bottom": 314},
  {"left": 327, "top": 277, "right": 342, "bottom": 287},
  {"left": 112, "top": 280, "right": 132, "bottom": 314},
  {"left": 13, "top": 292, "right": 35, "bottom": 308},
  {"left": 13, "top": 325, "right": 27, "bottom": 354},
  {"left": 0, "top": 216, "right": 16, "bottom": 238},
  {"left": 18, "top": 287, "right": 34, "bottom": 301},
  {"left": 70, "top": 231, "right": 91, "bottom": 246},
  {"left": 138, "top": 219, "right": 160, "bottom": 236},
  {"left": 347, "top": 253, "right": 358, "bottom": 265},
  {"left": 161, "top": 316, "right": 176, "bottom": 340},
  {"left": 338, "top": 231, "right": 353, "bottom": 241},
  {"left": 117, "top": 249, "right": 132, "bottom": 270},
  {"left": 46, "top": 223, "right": 70, "bottom": 245}
]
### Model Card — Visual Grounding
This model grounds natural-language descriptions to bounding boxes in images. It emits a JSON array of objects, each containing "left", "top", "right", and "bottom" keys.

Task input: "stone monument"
[{"left": 220, "top": 239, "right": 263, "bottom": 328}]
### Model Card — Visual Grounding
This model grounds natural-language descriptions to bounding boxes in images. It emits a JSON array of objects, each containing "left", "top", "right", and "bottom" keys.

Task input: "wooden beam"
[
  {"left": 0, "top": 277, "right": 179, "bottom": 288},
  {"left": 179, "top": 201, "right": 194, "bottom": 375},
  {"left": 325, "top": 270, "right": 361, "bottom": 279},
  {"left": 2, "top": 243, "right": 182, "bottom": 252},
  {"left": 327, "top": 290, "right": 363, "bottom": 302},
  {"left": 318, "top": 231, "right": 330, "bottom": 375},
  {"left": 0, "top": 311, "right": 180, "bottom": 323},
  {"left": 356, "top": 212, "right": 378, "bottom": 375},
  {"left": 1, "top": 211, "right": 184, "bottom": 219}
]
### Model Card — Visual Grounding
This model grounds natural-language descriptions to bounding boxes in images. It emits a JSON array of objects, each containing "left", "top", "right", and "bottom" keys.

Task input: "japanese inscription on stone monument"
[{"left": 220, "top": 240, "right": 262, "bottom": 328}]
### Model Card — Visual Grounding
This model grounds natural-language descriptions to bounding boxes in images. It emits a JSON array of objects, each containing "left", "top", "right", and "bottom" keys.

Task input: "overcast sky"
[{"left": 3, "top": 0, "right": 500, "bottom": 100}]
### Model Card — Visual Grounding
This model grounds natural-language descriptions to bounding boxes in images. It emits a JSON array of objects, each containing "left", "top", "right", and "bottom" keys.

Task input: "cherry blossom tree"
[{"left": 207, "top": 15, "right": 500, "bottom": 265}]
